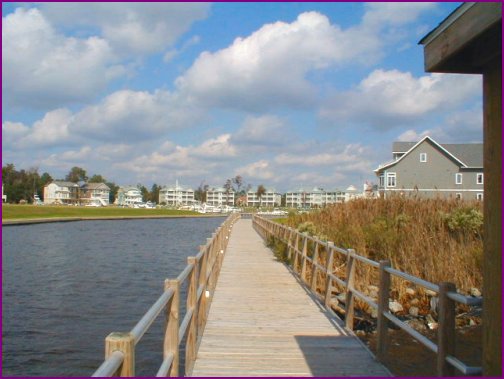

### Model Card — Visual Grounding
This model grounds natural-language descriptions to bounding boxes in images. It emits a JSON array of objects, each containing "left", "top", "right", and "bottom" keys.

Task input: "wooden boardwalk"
[{"left": 191, "top": 219, "right": 390, "bottom": 377}]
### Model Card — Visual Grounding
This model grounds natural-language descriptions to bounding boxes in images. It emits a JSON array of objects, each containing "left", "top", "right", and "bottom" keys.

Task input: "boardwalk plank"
[{"left": 191, "top": 219, "right": 390, "bottom": 377}]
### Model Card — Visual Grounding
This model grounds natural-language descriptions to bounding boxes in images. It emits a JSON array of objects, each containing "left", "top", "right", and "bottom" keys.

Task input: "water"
[{"left": 2, "top": 217, "right": 225, "bottom": 377}]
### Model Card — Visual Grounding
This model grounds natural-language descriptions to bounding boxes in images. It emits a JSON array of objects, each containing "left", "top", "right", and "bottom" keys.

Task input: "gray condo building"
[{"left": 375, "top": 136, "right": 483, "bottom": 200}]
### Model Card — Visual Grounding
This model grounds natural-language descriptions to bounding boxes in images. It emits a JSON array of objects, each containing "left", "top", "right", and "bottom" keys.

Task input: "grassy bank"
[
  {"left": 281, "top": 197, "right": 483, "bottom": 298},
  {"left": 1, "top": 204, "right": 200, "bottom": 220}
]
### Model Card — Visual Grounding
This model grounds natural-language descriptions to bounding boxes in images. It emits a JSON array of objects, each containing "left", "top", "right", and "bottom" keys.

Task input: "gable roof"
[
  {"left": 82, "top": 182, "right": 110, "bottom": 190},
  {"left": 375, "top": 136, "right": 483, "bottom": 172},
  {"left": 52, "top": 181, "right": 79, "bottom": 188}
]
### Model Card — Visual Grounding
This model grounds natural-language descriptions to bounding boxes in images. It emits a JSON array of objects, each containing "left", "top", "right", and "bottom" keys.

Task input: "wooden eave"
[{"left": 420, "top": 2, "right": 502, "bottom": 74}]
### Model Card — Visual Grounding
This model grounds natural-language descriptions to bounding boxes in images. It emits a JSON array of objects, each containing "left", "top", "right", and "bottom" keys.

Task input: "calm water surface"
[{"left": 2, "top": 217, "right": 225, "bottom": 377}]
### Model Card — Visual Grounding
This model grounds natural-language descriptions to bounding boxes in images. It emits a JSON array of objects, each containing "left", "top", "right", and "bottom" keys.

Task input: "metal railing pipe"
[
  {"left": 385, "top": 267, "right": 440, "bottom": 293},
  {"left": 445, "top": 355, "right": 482, "bottom": 376},
  {"left": 177, "top": 263, "right": 194, "bottom": 283},
  {"left": 92, "top": 351, "right": 125, "bottom": 377},
  {"left": 130, "top": 288, "right": 175, "bottom": 344},
  {"left": 155, "top": 353, "right": 174, "bottom": 377},
  {"left": 178, "top": 308, "right": 194, "bottom": 341},
  {"left": 447, "top": 292, "right": 483, "bottom": 306},
  {"left": 383, "top": 312, "right": 438, "bottom": 353}
]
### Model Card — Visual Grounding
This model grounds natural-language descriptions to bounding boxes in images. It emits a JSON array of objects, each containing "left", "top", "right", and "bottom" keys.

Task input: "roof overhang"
[
  {"left": 374, "top": 136, "right": 467, "bottom": 173},
  {"left": 420, "top": 2, "right": 502, "bottom": 73}
]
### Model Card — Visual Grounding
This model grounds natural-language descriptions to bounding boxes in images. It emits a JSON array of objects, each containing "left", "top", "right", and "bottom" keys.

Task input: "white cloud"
[
  {"left": 397, "top": 107, "right": 483, "bottom": 143},
  {"left": 320, "top": 69, "right": 481, "bottom": 128},
  {"left": 232, "top": 115, "right": 287, "bottom": 146},
  {"left": 2, "top": 121, "right": 30, "bottom": 147},
  {"left": 192, "top": 134, "right": 237, "bottom": 159},
  {"left": 363, "top": 2, "right": 437, "bottom": 27},
  {"left": 397, "top": 129, "right": 432, "bottom": 142},
  {"left": 176, "top": 5, "right": 436, "bottom": 112},
  {"left": 235, "top": 160, "right": 275, "bottom": 181},
  {"left": 70, "top": 89, "right": 203, "bottom": 142},
  {"left": 2, "top": 8, "right": 125, "bottom": 110},
  {"left": 175, "top": 12, "right": 374, "bottom": 111},
  {"left": 38, "top": 3, "right": 210, "bottom": 56},
  {"left": 3, "top": 109, "right": 76, "bottom": 149}
]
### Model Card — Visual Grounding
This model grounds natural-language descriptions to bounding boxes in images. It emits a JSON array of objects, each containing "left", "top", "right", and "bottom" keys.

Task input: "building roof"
[
  {"left": 52, "top": 181, "right": 79, "bottom": 188},
  {"left": 82, "top": 182, "right": 110, "bottom": 190},
  {"left": 208, "top": 187, "right": 234, "bottom": 193},
  {"left": 441, "top": 143, "right": 483, "bottom": 167},
  {"left": 392, "top": 142, "right": 417, "bottom": 153},
  {"left": 392, "top": 139, "right": 483, "bottom": 167},
  {"left": 161, "top": 185, "right": 194, "bottom": 192},
  {"left": 376, "top": 136, "right": 483, "bottom": 172}
]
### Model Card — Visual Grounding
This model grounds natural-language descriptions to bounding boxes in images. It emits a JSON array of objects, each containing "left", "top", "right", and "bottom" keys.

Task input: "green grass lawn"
[{"left": 1, "top": 204, "right": 201, "bottom": 220}]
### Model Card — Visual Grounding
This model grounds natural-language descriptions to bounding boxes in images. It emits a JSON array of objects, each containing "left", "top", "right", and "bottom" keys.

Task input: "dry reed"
[{"left": 284, "top": 196, "right": 483, "bottom": 303}]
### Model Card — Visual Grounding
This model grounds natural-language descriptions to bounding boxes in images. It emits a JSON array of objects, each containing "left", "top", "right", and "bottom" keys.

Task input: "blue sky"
[{"left": 2, "top": 2, "right": 483, "bottom": 192}]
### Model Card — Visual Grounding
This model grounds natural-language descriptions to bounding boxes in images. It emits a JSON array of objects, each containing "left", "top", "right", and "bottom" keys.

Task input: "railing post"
[
  {"left": 293, "top": 233, "right": 300, "bottom": 273},
  {"left": 310, "top": 242, "right": 320, "bottom": 292},
  {"left": 186, "top": 257, "right": 199, "bottom": 375},
  {"left": 287, "top": 228, "right": 293, "bottom": 261},
  {"left": 345, "top": 249, "right": 356, "bottom": 330},
  {"left": 377, "top": 259, "right": 391, "bottom": 361},
  {"left": 437, "top": 282, "right": 456, "bottom": 376},
  {"left": 165, "top": 279, "right": 180, "bottom": 377},
  {"left": 105, "top": 332, "right": 135, "bottom": 377},
  {"left": 197, "top": 245, "right": 208, "bottom": 335},
  {"left": 300, "top": 233, "right": 309, "bottom": 283},
  {"left": 324, "top": 242, "right": 334, "bottom": 307}
]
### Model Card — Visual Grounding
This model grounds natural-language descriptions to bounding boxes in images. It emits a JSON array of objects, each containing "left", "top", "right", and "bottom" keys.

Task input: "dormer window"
[{"left": 420, "top": 153, "right": 427, "bottom": 162}]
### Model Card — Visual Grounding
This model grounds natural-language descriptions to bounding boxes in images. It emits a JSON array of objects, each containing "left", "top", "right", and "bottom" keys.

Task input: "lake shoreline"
[{"left": 2, "top": 214, "right": 226, "bottom": 226}]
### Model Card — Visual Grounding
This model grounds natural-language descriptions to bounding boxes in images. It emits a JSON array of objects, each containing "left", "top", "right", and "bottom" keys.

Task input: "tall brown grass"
[{"left": 284, "top": 197, "right": 483, "bottom": 301}]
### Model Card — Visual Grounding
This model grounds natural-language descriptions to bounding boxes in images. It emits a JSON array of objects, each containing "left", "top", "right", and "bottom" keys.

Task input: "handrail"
[
  {"left": 130, "top": 288, "right": 175, "bottom": 344},
  {"left": 92, "top": 351, "right": 125, "bottom": 377},
  {"left": 252, "top": 215, "right": 483, "bottom": 377},
  {"left": 92, "top": 213, "right": 240, "bottom": 377}
]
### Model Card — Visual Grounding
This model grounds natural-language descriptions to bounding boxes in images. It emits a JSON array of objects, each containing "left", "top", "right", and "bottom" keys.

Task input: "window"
[
  {"left": 456, "top": 193, "right": 462, "bottom": 200},
  {"left": 386, "top": 172, "right": 396, "bottom": 187},
  {"left": 455, "top": 173, "right": 463, "bottom": 184},
  {"left": 477, "top": 173, "right": 484, "bottom": 185},
  {"left": 420, "top": 153, "right": 427, "bottom": 162},
  {"left": 476, "top": 193, "right": 483, "bottom": 201},
  {"left": 379, "top": 174, "right": 385, "bottom": 187}
]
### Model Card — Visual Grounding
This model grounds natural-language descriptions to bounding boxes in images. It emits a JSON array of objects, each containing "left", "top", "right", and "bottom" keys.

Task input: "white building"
[
  {"left": 159, "top": 182, "right": 195, "bottom": 206},
  {"left": 116, "top": 186, "right": 143, "bottom": 207},
  {"left": 2, "top": 184, "right": 6, "bottom": 203},
  {"left": 80, "top": 183, "right": 111, "bottom": 206},
  {"left": 206, "top": 187, "right": 235, "bottom": 206},
  {"left": 247, "top": 188, "right": 281, "bottom": 207},
  {"left": 286, "top": 187, "right": 346, "bottom": 208},
  {"left": 44, "top": 181, "right": 80, "bottom": 205}
]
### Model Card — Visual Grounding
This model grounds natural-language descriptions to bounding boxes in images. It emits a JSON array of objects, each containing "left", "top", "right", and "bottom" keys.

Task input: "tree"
[
  {"left": 65, "top": 167, "right": 88, "bottom": 183},
  {"left": 232, "top": 175, "right": 243, "bottom": 193},
  {"left": 194, "top": 181, "right": 209, "bottom": 203},
  {"left": 150, "top": 183, "right": 160, "bottom": 203},
  {"left": 256, "top": 184, "right": 266, "bottom": 207},
  {"left": 38, "top": 172, "right": 53, "bottom": 200},
  {"left": 138, "top": 184, "right": 149, "bottom": 202},
  {"left": 106, "top": 181, "right": 119, "bottom": 204},
  {"left": 2, "top": 164, "right": 42, "bottom": 203},
  {"left": 89, "top": 174, "right": 107, "bottom": 183}
]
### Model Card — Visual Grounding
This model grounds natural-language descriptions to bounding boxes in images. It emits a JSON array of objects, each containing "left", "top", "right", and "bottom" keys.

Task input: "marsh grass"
[{"left": 282, "top": 197, "right": 483, "bottom": 304}]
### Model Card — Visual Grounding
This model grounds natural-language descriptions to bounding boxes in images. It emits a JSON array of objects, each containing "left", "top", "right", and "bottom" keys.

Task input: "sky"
[{"left": 2, "top": 1, "right": 484, "bottom": 192}]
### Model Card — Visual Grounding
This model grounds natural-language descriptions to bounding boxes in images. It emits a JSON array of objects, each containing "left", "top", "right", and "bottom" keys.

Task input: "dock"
[{"left": 191, "top": 219, "right": 390, "bottom": 377}]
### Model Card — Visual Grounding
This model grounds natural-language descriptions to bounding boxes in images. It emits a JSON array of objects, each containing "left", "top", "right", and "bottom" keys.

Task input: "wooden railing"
[
  {"left": 92, "top": 213, "right": 240, "bottom": 377},
  {"left": 253, "top": 215, "right": 483, "bottom": 377}
]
